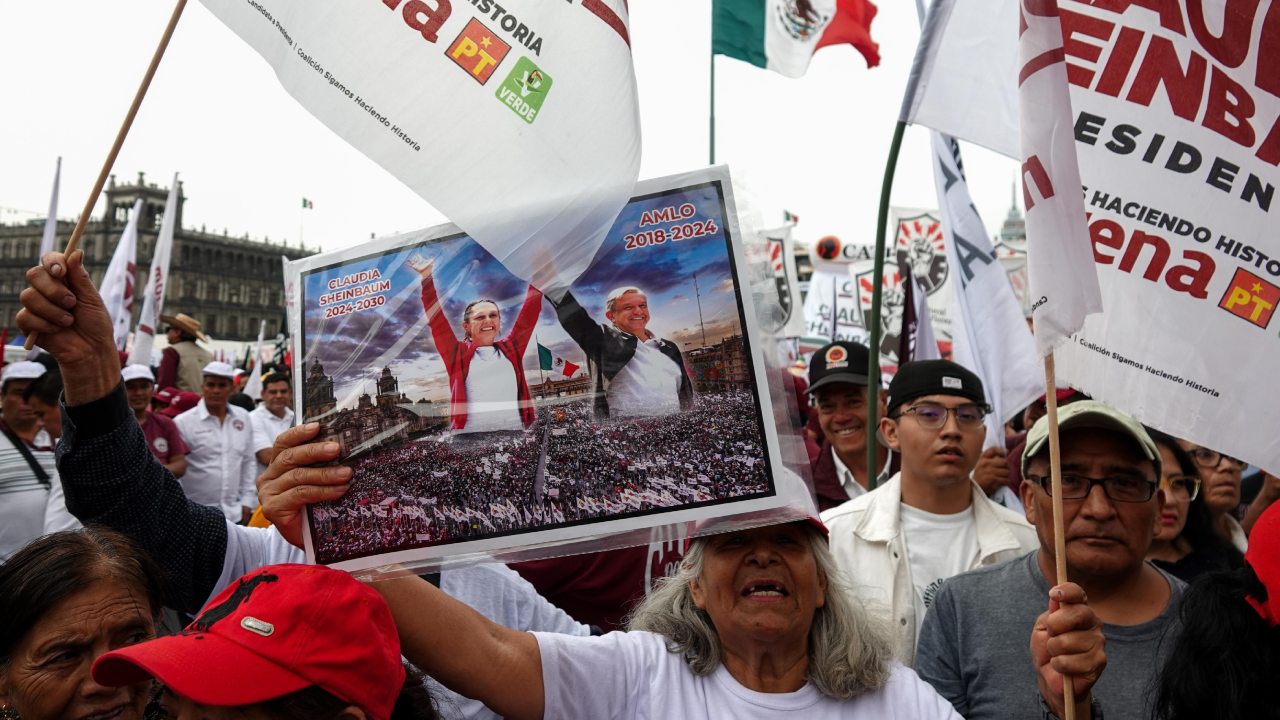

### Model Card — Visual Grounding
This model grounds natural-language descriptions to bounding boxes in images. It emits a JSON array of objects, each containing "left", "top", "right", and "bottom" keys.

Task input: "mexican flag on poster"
[
  {"left": 712, "top": 0, "right": 880, "bottom": 78},
  {"left": 538, "top": 343, "right": 580, "bottom": 378}
]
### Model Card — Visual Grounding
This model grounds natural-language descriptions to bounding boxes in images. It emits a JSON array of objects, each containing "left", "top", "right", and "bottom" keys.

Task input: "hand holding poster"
[
  {"left": 291, "top": 169, "right": 807, "bottom": 571},
  {"left": 198, "top": 0, "right": 640, "bottom": 296}
]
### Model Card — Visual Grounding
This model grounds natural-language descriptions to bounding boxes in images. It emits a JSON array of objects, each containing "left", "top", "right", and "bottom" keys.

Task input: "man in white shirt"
[
  {"left": 174, "top": 361, "right": 257, "bottom": 524},
  {"left": 250, "top": 368, "right": 295, "bottom": 475},
  {"left": 805, "top": 341, "right": 892, "bottom": 511},
  {"left": 553, "top": 286, "right": 694, "bottom": 419},
  {"left": 821, "top": 360, "right": 1037, "bottom": 665}
]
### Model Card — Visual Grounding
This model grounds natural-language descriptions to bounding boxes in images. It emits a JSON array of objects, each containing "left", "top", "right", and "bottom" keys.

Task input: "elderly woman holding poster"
[
  {"left": 363, "top": 519, "right": 968, "bottom": 718},
  {"left": 410, "top": 254, "right": 542, "bottom": 434}
]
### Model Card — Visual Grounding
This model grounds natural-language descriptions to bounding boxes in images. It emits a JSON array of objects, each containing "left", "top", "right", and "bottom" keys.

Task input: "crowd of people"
[
  {"left": 308, "top": 390, "right": 771, "bottom": 563},
  {"left": 1, "top": 247, "right": 1277, "bottom": 720}
]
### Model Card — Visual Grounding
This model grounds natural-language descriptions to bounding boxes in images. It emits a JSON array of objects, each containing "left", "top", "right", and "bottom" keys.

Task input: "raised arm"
[
  {"left": 552, "top": 289, "right": 605, "bottom": 357},
  {"left": 18, "top": 250, "right": 229, "bottom": 613},
  {"left": 508, "top": 284, "right": 545, "bottom": 357},
  {"left": 416, "top": 258, "right": 461, "bottom": 363},
  {"left": 372, "top": 572, "right": 546, "bottom": 720}
]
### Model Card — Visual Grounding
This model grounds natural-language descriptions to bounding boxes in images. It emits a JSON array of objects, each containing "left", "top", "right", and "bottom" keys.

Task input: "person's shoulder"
[
  {"left": 147, "top": 412, "right": 179, "bottom": 430},
  {"left": 864, "top": 662, "right": 963, "bottom": 718},
  {"left": 820, "top": 486, "right": 878, "bottom": 523},
  {"left": 940, "top": 551, "right": 1034, "bottom": 597}
]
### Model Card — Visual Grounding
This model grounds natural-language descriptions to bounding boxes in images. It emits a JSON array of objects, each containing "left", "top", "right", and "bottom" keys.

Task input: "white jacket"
[{"left": 821, "top": 473, "right": 1038, "bottom": 665}]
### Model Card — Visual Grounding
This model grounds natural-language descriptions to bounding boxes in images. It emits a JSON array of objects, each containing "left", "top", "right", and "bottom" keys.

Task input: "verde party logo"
[{"left": 496, "top": 57, "right": 552, "bottom": 124}]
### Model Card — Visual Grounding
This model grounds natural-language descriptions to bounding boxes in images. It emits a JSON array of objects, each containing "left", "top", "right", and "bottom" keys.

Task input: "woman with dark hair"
[
  {"left": 92, "top": 563, "right": 437, "bottom": 720},
  {"left": 0, "top": 528, "right": 164, "bottom": 720},
  {"left": 1154, "top": 501, "right": 1280, "bottom": 719},
  {"left": 411, "top": 254, "right": 542, "bottom": 434},
  {"left": 1145, "top": 428, "right": 1243, "bottom": 582}
]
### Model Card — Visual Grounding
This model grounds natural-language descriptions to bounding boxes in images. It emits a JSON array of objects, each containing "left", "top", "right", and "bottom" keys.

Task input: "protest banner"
[
  {"left": 128, "top": 174, "right": 181, "bottom": 366},
  {"left": 903, "top": 1, "right": 1280, "bottom": 471},
  {"left": 100, "top": 199, "right": 140, "bottom": 352},
  {"left": 756, "top": 224, "right": 806, "bottom": 338},
  {"left": 197, "top": 0, "right": 640, "bottom": 297},
  {"left": 289, "top": 168, "right": 804, "bottom": 571}
]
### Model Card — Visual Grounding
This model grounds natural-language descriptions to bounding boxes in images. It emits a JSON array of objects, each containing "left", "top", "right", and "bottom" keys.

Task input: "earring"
[{"left": 0, "top": 705, "right": 21, "bottom": 720}]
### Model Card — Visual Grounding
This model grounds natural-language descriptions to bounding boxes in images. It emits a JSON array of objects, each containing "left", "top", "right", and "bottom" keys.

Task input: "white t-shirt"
[
  {"left": 250, "top": 404, "right": 295, "bottom": 475},
  {"left": 461, "top": 347, "right": 522, "bottom": 433},
  {"left": 608, "top": 339, "right": 683, "bottom": 418},
  {"left": 535, "top": 630, "right": 962, "bottom": 719},
  {"left": 899, "top": 504, "right": 980, "bottom": 645},
  {"left": 0, "top": 433, "right": 79, "bottom": 561}
]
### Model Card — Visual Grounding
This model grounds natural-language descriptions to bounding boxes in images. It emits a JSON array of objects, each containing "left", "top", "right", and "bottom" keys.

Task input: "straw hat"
[{"left": 160, "top": 313, "right": 209, "bottom": 342}]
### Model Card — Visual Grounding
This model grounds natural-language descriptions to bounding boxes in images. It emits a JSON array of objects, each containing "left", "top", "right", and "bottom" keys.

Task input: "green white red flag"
[
  {"left": 538, "top": 343, "right": 579, "bottom": 378},
  {"left": 713, "top": 0, "right": 880, "bottom": 78}
]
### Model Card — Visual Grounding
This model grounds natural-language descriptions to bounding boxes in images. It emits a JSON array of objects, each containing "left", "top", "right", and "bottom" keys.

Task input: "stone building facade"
[{"left": 0, "top": 173, "right": 315, "bottom": 340}]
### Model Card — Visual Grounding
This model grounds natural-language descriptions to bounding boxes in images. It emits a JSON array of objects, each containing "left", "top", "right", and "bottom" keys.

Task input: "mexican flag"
[
  {"left": 712, "top": 0, "right": 880, "bottom": 78},
  {"left": 538, "top": 343, "right": 580, "bottom": 378}
]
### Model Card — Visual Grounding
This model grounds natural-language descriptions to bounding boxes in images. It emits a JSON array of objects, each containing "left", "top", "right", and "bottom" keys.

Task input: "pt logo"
[
  {"left": 857, "top": 268, "right": 905, "bottom": 364},
  {"left": 1219, "top": 268, "right": 1279, "bottom": 329},
  {"left": 446, "top": 18, "right": 510, "bottom": 84},
  {"left": 496, "top": 57, "right": 552, "bottom": 124},
  {"left": 894, "top": 214, "right": 948, "bottom": 295}
]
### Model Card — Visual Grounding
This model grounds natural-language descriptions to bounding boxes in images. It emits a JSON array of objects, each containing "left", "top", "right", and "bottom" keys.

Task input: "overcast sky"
[{"left": 0, "top": 1, "right": 1020, "bottom": 257}]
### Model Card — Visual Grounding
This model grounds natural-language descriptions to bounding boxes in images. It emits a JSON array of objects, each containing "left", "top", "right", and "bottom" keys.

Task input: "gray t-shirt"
[{"left": 916, "top": 551, "right": 1184, "bottom": 720}]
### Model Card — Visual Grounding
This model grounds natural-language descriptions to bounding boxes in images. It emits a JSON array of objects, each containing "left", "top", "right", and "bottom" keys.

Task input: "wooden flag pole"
[
  {"left": 26, "top": 0, "right": 188, "bottom": 350},
  {"left": 1043, "top": 351, "right": 1075, "bottom": 720}
]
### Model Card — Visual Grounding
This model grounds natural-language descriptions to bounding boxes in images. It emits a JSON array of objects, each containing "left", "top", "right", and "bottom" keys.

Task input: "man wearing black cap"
[
  {"left": 821, "top": 359, "right": 1037, "bottom": 665},
  {"left": 805, "top": 341, "right": 892, "bottom": 511}
]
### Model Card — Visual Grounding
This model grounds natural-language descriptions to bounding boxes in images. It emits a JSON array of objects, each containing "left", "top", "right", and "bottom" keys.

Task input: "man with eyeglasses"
[
  {"left": 1178, "top": 440, "right": 1250, "bottom": 552},
  {"left": 822, "top": 359, "right": 1037, "bottom": 665},
  {"left": 916, "top": 400, "right": 1183, "bottom": 720}
]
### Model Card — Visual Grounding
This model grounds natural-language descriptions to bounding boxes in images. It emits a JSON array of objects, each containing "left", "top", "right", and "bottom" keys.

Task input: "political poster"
[
  {"left": 289, "top": 168, "right": 797, "bottom": 570},
  {"left": 904, "top": 1, "right": 1280, "bottom": 470},
  {"left": 198, "top": 0, "right": 640, "bottom": 296},
  {"left": 1047, "top": 3, "right": 1280, "bottom": 471}
]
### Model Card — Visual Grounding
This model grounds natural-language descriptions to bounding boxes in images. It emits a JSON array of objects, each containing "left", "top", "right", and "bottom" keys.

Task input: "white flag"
[
  {"left": 931, "top": 133, "right": 1041, "bottom": 446},
  {"left": 243, "top": 319, "right": 268, "bottom": 400},
  {"left": 40, "top": 157, "right": 61, "bottom": 258},
  {"left": 101, "top": 199, "right": 141, "bottom": 352},
  {"left": 901, "top": 0, "right": 1018, "bottom": 158},
  {"left": 905, "top": 271, "right": 940, "bottom": 362},
  {"left": 128, "top": 174, "right": 180, "bottom": 366},
  {"left": 1018, "top": 2, "right": 1102, "bottom": 356},
  {"left": 197, "top": 0, "right": 640, "bottom": 297}
]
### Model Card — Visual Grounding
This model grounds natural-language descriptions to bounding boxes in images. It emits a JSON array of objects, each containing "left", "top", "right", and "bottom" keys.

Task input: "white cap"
[
  {"left": 201, "top": 361, "right": 237, "bottom": 380},
  {"left": 2, "top": 361, "right": 47, "bottom": 386},
  {"left": 121, "top": 364, "right": 156, "bottom": 384}
]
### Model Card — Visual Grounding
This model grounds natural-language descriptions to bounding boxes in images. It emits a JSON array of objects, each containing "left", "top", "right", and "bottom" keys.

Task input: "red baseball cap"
[
  {"left": 152, "top": 386, "right": 180, "bottom": 406},
  {"left": 1245, "top": 500, "right": 1280, "bottom": 627},
  {"left": 159, "top": 390, "right": 201, "bottom": 418},
  {"left": 92, "top": 564, "right": 404, "bottom": 719}
]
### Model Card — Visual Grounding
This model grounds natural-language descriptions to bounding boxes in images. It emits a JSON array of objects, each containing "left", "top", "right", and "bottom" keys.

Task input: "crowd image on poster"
[{"left": 291, "top": 170, "right": 789, "bottom": 570}]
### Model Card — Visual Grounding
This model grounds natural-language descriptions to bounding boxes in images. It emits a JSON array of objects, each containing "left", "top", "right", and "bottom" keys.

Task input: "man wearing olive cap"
[
  {"left": 821, "top": 359, "right": 1036, "bottom": 665},
  {"left": 916, "top": 400, "right": 1185, "bottom": 720}
]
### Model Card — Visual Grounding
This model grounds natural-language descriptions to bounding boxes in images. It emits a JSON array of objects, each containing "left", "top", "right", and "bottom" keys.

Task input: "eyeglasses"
[
  {"left": 1185, "top": 447, "right": 1246, "bottom": 470},
  {"left": 1162, "top": 474, "right": 1201, "bottom": 501},
  {"left": 1026, "top": 473, "right": 1157, "bottom": 503},
  {"left": 894, "top": 402, "right": 989, "bottom": 430}
]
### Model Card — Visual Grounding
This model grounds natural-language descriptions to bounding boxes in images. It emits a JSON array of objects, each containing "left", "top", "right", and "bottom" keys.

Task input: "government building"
[{"left": 0, "top": 173, "right": 316, "bottom": 341}]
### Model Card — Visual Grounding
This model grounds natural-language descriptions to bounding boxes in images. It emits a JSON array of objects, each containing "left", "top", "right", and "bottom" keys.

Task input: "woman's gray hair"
[{"left": 626, "top": 527, "right": 894, "bottom": 699}]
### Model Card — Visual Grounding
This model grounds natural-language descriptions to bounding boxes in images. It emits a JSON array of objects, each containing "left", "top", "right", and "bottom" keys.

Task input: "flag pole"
[
  {"left": 26, "top": 0, "right": 188, "bottom": 350},
  {"left": 866, "top": 120, "right": 907, "bottom": 490},
  {"left": 709, "top": 44, "right": 717, "bottom": 164},
  {"left": 1042, "top": 351, "right": 1076, "bottom": 719}
]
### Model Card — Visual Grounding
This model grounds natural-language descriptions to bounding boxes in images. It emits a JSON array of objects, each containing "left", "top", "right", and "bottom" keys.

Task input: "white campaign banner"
[
  {"left": 931, "top": 133, "right": 1041, "bottom": 447},
  {"left": 198, "top": 0, "right": 640, "bottom": 296},
  {"left": 128, "top": 174, "right": 180, "bottom": 366},
  {"left": 1020, "top": 2, "right": 1103, "bottom": 356},
  {"left": 101, "top": 199, "right": 141, "bottom": 352},
  {"left": 760, "top": 224, "right": 805, "bottom": 338},
  {"left": 1049, "top": 1, "right": 1280, "bottom": 472},
  {"left": 902, "top": 0, "right": 1280, "bottom": 470}
]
